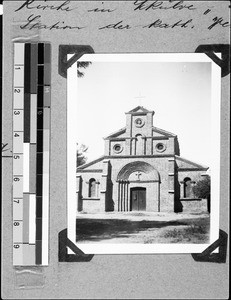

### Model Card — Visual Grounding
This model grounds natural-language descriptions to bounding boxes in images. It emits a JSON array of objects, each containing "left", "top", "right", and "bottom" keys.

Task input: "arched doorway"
[{"left": 117, "top": 161, "right": 160, "bottom": 212}]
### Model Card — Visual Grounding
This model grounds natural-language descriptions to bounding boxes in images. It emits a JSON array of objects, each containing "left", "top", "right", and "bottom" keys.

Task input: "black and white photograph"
[
  {"left": 2, "top": 1, "right": 229, "bottom": 299},
  {"left": 67, "top": 54, "right": 220, "bottom": 254}
]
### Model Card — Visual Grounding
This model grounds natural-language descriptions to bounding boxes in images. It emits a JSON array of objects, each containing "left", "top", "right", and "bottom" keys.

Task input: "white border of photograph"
[{"left": 67, "top": 53, "right": 220, "bottom": 254}]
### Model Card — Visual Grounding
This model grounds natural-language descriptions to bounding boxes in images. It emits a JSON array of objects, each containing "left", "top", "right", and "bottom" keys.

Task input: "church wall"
[
  {"left": 76, "top": 105, "right": 209, "bottom": 214},
  {"left": 178, "top": 170, "right": 207, "bottom": 185},
  {"left": 109, "top": 156, "right": 173, "bottom": 212},
  {"left": 131, "top": 115, "right": 152, "bottom": 137},
  {"left": 177, "top": 170, "right": 209, "bottom": 213},
  {"left": 78, "top": 173, "right": 101, "bottom": 198},
  {"left": 76, "top": 173, "right": 102, "bottom": 212},
  {"left": 81, "top": 199, "right": 102, "bottom": 213},
  {"left": 107, "top": 136, "right": 176, "bottom": 157},
  {"left": 110, "top": 140, "right": 126, "bottom": 156},
  {"left": 159, "top": 158, "right": 174, "bottom": 212},
  {"left": 178, "top": 170, "right": 208, "bottom": 200},
  {"left": 77, "top": 162, "right": 208, "bottom": 213},
  {"left": 180, "top": 199, "right": 208, "bottom": 213},
  {"left": 152, "top": 131, "right": 165, "bottom": 137},
  {"left": 152, "top": 137, "right": 175, "bottom": 156}
]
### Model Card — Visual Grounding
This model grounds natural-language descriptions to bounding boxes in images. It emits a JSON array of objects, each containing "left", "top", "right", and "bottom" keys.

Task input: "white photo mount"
[{"left": 67, "top": 53, "right": 221, "bottom": 255}]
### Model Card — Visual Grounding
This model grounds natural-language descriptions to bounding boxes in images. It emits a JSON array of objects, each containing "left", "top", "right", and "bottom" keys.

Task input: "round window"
[
  {"left": 135, "top": 118, "right": 144, "bottom": 128},
  {"left": 156, "top": 143, "right": 166, "bottom": 152},
  {"left": 113, "top": 144, "right": 123, "bottom": 153}
]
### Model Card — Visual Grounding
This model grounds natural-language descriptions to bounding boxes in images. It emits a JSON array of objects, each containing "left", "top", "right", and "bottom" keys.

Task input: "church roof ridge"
[
  {"left": 77, "top": 155, "right": 105, "bottom": 170},
  {"left": 104, "top": 127, "right": 126, "bottom": 139},
  {"left": 126, "top": 106, "right": 154, "bottom": 114},
  {"left": 175, "top": 155, "right": 209, "bottom": 170},
  {"left": 152, "top": 126, "right": 176, "bottom": 137}
]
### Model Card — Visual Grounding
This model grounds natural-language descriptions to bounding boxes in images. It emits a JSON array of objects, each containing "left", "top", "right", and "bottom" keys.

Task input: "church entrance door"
[{"left": 130, "top": 187, "right": 146, "bottom": 211}]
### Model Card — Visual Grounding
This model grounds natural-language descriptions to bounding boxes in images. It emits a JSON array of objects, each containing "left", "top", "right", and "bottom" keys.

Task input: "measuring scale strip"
[
  {"left": 13, "top": 43, "right": 50, "bottom": 266},
  {"left": 13, "top": 43, "right": 25, "bottom": 264}
]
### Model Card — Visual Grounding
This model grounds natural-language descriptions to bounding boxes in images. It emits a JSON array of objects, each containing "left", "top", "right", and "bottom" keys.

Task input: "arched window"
[
  {"left": 184, "top": 177, "right": 193, "bottom": 198},
  {"left": 89, "top": 178, "right": 96, "bottom": 197},
  {"left": 135, "top": 134, "right": 144, "bottom": 155}
]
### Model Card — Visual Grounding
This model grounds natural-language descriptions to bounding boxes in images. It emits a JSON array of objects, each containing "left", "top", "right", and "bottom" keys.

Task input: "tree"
[
  {"left": 193, "top": 176, "right": 211, "bottom": 213},
  {"left": 77, "top": 61, "right": 92, "bottom": 78},
  {"left": 76, "top": 143, "right": 88, "bottom": 168}
]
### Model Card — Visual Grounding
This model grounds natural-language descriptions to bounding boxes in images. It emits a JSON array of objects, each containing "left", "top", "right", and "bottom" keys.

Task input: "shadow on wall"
[
  {"left": 207, "top": 196, "right": 210, "bottom": 213},
  {"left": 174, "top": 172, "right": 183, "bottom": 213},
  {"left": 78, "top": 176, "right": 83, "bottom": 211},
  {"left": 106, "top": 162, "right": 114, "bottom": 211}
]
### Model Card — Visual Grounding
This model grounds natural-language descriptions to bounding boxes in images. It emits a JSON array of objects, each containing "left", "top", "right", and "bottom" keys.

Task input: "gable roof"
[
  {"left": 104, "top": 125, "right": 176, "bottom": 140},
  {"left": 126, "top": 106, "right": 154, "bottom": 114},
  {"left": 152, "top": 126, "right": 176, "bottom": 137},
  {"left": 104, "top": 127, "right": 126, "bottom": 140},
  {"left": 175, "top": 155, "right": 209, "bottom": 171},
  {"left": 77, "top": 155, "right": 105, "bottom": 170}
]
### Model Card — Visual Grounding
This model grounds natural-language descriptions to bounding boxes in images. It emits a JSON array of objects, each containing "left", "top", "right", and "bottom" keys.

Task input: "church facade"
[{"left": 76, "top": 106, "right": 209, "bottom": 213}]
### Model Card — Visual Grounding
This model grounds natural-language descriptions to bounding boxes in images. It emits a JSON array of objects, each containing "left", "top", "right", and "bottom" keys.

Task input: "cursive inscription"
[
  {"left": 14, "top": 0, "right": 229, "bottom": 33},
  {"left": 88, "top": 7, "right": 116, "bottom": 13},
  {"left": 99, "top": 21, "right": 131, "bottom": 30},
  {"left": 88, "top": 1, "right": 116, "bottom": 13},
  {"left": 15, "top": 0, "right": 75, "bottom": 12},
  {"left": 208, "top": 16, "right": 231, "bottom": 30},
  {"left": 143, "top": 18, "right": 193, "bottom": 29},
  {"left": 133, "top": 0, "right": 196, "bottom": 11},
  {"left": 20, "top": 14, "right": 85, "bottom": 30}
]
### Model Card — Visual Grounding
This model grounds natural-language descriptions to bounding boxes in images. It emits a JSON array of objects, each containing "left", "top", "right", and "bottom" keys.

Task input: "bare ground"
[{"left": 76, "top": 212, "right": 210, "bottom": 244}]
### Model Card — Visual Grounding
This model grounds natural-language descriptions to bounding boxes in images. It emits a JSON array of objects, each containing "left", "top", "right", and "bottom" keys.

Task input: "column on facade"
[
  {"left": 126, "top": 181, "right": 129, "bottom": 211},
  {"left": 100, "top": 160, "right": 110, "bottom": 211},
  {"left": 120, "top": 180, "right": 123, "bottom": 211},
  {"left": 95, "top": 180, "right": 100, "bottom": 198},
  {"left": 125, "top": 138, "right": 132, "bottom": 155},
  {"left": 146, "top": 137, "right": 153, "bottom": 155},
  {"left": 122, "top": 181, "right": 125, "bottom": 211},
  {"left": 118, "top": 180, "right": 120, "bottom": 211},
  {"left": 132, "top": 138, "right": 136, "bottom": 155},
  {"left": 142, "top": 136, "right": 146, "bottom": 155},
  {"left": 117, "top": 180, "right": 129, "bottom": 212},
  {"left": 168, "top": 158, "right": 175, "bottom": 210}
]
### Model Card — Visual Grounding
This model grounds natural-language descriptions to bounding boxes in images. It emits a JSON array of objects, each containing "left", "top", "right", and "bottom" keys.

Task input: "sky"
[{"left": 75, "top": 59, "right": 212, "bottom": 167}]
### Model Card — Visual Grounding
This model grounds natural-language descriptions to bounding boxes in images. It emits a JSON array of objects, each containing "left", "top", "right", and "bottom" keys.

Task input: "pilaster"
[
  {"left": 146, "top": 137, "right": 152, "bottom": 155},
  {"left": 100, "top": 160, "right": 110, "bottom": 211},
  {"left": 146, "top": 112, "right": 154, "bottom": 136},
  {"left": 125, "top": 113, "right": 132, "bottom": 136},
  {"left": 125, "top": 138, "right": 131, "bottom": 155},
  {"left": 168, "top": 157, "right": 175, "bottom": 210}
]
